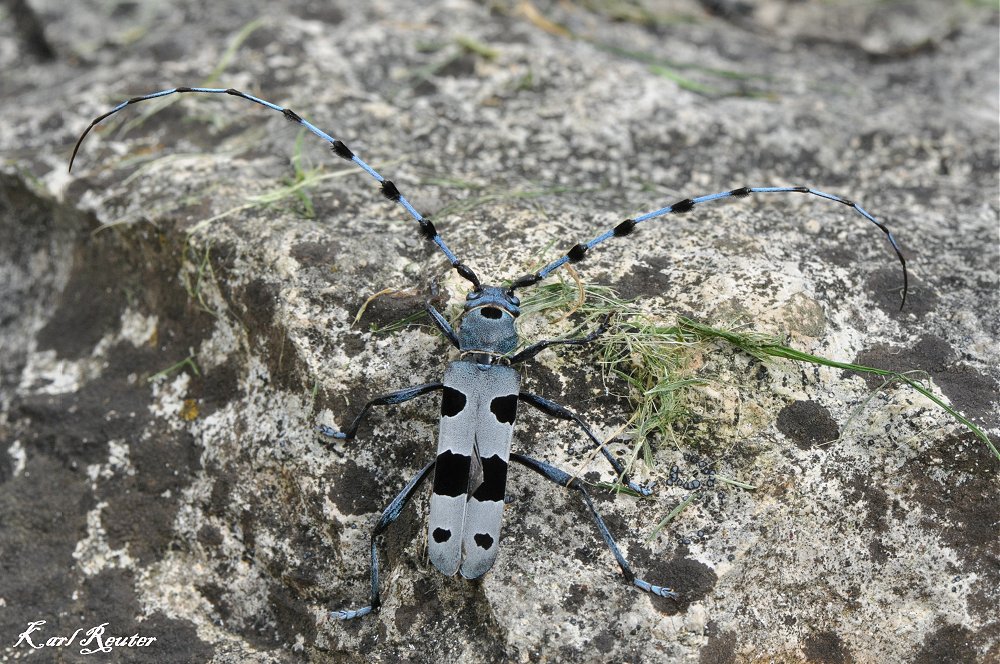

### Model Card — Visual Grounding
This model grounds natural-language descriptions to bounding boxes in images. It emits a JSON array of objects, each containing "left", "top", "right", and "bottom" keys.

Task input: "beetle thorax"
[{"left": 458, "top": 285, "right": 520, "bottom": 361}]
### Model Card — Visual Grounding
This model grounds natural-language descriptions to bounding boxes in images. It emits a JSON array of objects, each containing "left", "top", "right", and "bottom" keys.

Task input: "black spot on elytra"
[
  {"left": 474, "top": 533, "right": 494, "bottom": 550},
  {"left": 470, "top": 456, "right": 508, "bottom": 503},
  {"left": 441, "top": 386, "right": 467, "bottom": 417},
  {"left": 433, "top": 528, "right": 451, "bottom": 543},
  {"left": 490, "top": 394, "right": 517, "bottom": 425},
  {"left": 433, "top": 450, "right": 471, "bottom": 498}
]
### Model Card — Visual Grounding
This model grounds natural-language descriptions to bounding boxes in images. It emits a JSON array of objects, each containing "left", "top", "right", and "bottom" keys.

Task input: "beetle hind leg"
[
  {"left": 510, "top": 453, "right": 679, "bottom": 601},
  {"left": 329, "top": 461, "right": 436, "bottom": 621}
]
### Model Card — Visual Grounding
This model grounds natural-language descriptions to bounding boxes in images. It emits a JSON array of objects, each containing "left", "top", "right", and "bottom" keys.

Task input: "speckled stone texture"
[{"left": 1, "top": 1, "right": 997, "bottom": 662}]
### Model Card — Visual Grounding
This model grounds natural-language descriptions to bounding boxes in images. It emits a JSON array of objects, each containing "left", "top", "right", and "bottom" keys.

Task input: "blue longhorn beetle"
[{"left": 70, "top": 87, "right": 908, "bottom": 620}]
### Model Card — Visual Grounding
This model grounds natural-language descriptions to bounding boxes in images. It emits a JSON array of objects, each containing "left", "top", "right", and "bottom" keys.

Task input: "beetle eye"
[
  {"left": 467, "top": 291, "right": 480, "bottom": 300},
  {"left": 481, "top": 306, "right": 503, "bottom": 319},
  {"left": 509, "top": 295, "right": 520, "bottom": 306}
]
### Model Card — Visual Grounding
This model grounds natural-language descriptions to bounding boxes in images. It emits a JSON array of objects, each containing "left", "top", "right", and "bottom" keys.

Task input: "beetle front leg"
[{"left": 508, "top": 314, "right": 610, "bottom": 365}]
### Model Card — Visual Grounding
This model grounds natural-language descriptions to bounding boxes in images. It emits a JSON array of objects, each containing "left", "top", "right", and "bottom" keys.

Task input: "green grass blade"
[
  {"left": 646, "top": 492, "right": 697, "bottom": 543},
  {"left": 678, "top": 318, "right": 998, "bottom": 461}
]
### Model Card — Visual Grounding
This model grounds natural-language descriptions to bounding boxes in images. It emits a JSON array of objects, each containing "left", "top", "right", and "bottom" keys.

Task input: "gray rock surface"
[{"left": 1, "top": 1, "right": 997, "bottom": 662}]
